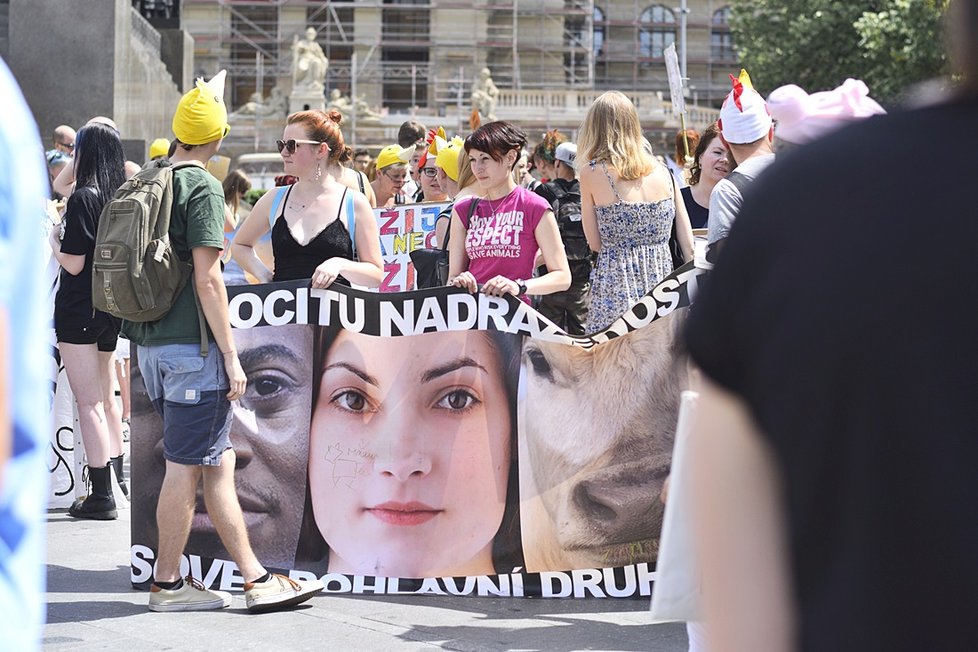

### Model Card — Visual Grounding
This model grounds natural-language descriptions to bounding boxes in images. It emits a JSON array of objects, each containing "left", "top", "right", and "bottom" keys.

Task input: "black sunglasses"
[{"left": 276, "top": 138, "right": 323, "bottom": 154}]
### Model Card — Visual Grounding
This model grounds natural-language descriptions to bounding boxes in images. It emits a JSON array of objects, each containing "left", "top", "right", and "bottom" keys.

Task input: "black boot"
[
  {"left": 110, "top": 454, "right": 129, "bottom": 499},
  {"left": 69, "top": 465, "right": 118, "bottom": 520}
]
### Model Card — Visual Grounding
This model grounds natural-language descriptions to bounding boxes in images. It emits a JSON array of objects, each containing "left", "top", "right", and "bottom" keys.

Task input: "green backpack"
[{"left": 91, "top": 161, "right": 203, "bottom": 323}]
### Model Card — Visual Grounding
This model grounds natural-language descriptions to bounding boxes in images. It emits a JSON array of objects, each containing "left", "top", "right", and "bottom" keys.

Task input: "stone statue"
[
  {"left": 326, "top": 89, "right": 382, "bottom": 124},
  {"left": 231, "top": 86, "right": 288, "bottom": 119},
  {"left": 471, "top": 67, "right": 500, "bottom": 121},
  {"left": 325, "top": 89, "right": 353, "bottom": 115},
  {"left": 292, "top": 27, "right": 328, "bottom": 92}
]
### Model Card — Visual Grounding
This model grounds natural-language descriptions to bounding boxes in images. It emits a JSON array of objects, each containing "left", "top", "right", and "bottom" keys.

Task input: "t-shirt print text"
[{"left": 467, "top": 210, "right": 525, "bottom": 259}]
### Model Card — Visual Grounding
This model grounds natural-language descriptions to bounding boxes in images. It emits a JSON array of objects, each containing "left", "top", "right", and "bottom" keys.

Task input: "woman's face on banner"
[{"left": 309, "top": 330, "right": 511, "bottom": 578}]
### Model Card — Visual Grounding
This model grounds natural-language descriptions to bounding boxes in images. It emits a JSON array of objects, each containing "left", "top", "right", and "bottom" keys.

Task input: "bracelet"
[{"left": 221, "top": 349, "right": 237, "bottom": 356}]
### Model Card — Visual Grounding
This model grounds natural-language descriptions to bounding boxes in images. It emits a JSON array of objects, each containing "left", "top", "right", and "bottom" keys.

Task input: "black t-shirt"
[
  {"left": 680, "top": 185, "right": 709, "bottom": 229},
  {"left": 685, "top": 99, "right": 978, "bottom": 651},
  {"left": 55, "top": 187, "right": 103, "bottom": 329}
]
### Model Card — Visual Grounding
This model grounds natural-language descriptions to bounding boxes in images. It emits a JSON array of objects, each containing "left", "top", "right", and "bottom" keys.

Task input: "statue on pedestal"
[
  {"left": 471, "top": 67, "right": 500, "bottom": 122},
  {"left": 292, "top": 27, "right": 328, "bottom": 93}
]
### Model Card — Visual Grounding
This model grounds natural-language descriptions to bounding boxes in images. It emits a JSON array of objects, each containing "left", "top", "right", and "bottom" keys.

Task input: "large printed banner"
[
  {"left": 130, "top": 264, "right": 705, "bottom": 598},
  {"left": 376, "top": 202, "right": 449, "bottom": 293}
]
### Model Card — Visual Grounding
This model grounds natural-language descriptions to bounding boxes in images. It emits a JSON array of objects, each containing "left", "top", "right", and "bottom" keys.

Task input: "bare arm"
[
  {"left": 690, "top": 377, "right": 796, "bottom": 652},
  {"left": 434, "top": 214, "right": 450, "bottom": 249},
  {"left": 47, "top": 227, "right": 85, "bottom": 276},
  {"left": 191, "top": 246, "right": 246, "bottom": 401},
  {"left": 53, "top": 158, "right": 76, "bottom": 197},
  {"left": 447, "top": 209, "right": 476, "bottom": 292},
  {"left": 230, "top": 190, "right": 275, "bottom": 283},
  {"left": 525, "top": 210, "right": 571, "bottom": 295},
  {"left": 579, "top": 166, "right": 602, "bottom": 252},
  {"left": 673, "top": 176, "right": 695, "bottom": 263},
  {"left": 359, "top": 170, "right": 378, "bottom": 208},
  {"left": 330, "top": 193, "right": 384, "bottom": 287}
]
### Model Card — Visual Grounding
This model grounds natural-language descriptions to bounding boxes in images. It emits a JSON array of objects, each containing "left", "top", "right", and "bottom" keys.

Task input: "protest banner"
[
  {"left": 375, "top": 201, "right": 450, "bottom": 292},
  {"left": 129, "top": 263, "right": 705, "bottom": 598}
]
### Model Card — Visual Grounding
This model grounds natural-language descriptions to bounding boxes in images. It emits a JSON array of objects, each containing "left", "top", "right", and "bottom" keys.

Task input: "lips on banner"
[{"left": 129, "top": 263, "right": 706, "bottom": 598}]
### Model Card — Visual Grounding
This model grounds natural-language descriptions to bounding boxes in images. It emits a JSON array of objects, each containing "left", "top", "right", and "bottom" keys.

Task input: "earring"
[{"left": 315, "top": 162, "right": 322, "bottom": 181}]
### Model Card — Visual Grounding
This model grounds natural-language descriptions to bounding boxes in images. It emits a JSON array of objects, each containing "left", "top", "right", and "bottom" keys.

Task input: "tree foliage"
[{"left": 729, "top": 0, "right": 949, "bottom": 103}]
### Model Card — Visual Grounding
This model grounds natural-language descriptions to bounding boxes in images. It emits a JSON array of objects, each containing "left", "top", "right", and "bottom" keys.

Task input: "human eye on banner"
[
  {"left": 129, "top": 264, "right": 705, "bottom": 599},
  {"left": 376, "top": 202, "right": 449, "bottom": 292}
]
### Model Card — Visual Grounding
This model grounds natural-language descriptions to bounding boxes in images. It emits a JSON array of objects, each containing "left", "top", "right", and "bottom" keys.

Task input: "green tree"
[{"left": 730, "top": 0, "right": 949, "bottom": 103}]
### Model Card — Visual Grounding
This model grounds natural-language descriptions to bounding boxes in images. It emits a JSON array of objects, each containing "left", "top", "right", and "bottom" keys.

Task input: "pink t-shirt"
[{"left": 456, "top": 186, "right": 549, "bottom": 294}]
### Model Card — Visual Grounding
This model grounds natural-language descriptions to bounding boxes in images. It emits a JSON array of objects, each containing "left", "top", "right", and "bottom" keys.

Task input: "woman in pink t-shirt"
[{"left": 448, "top": 121, "right": 570, "bottom": 303}]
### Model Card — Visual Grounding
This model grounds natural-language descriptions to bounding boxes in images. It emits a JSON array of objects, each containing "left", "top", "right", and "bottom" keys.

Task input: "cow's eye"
[{"left": 525, "top": 348, "right": 554, "bottom": 381}]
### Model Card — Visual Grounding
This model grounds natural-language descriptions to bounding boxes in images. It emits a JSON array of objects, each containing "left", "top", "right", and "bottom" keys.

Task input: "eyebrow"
[
  {"left": 238, "top": 344, "right": 303, "bottom": 369},
  {"left": 421, "top": 357, "right": 487, "bottom": 383},
  {"left": 324, "top": 361, "right": 378, "bottom": 387}
]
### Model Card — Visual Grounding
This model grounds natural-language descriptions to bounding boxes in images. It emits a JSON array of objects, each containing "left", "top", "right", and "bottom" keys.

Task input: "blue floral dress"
[{"left": 585, "top": 161, "right": 674, "bottom": 334}]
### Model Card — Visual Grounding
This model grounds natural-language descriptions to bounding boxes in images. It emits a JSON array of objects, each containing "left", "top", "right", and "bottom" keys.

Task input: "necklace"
[{"left": 484, "top": 186, "right": 516, "bottom": 214}]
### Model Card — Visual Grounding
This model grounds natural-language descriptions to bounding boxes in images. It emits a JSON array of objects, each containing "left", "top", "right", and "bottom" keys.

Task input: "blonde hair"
[
  {"left": 577, "top": 91, "right": 656, "bottom": 180},
  {"left": 455, "top": 151, "right": 478, "bottom": 192}
]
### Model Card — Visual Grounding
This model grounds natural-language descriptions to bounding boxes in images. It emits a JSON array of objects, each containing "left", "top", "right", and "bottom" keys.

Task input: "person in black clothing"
[
  {"left": 533, "top": 142, "right": 589, "bottom": 335},
  {"left": 685, "top": 3, "right": 978, "bottom": 649},
  {"left": 47, "top": 123, "right": 128, "bottom": 520}
]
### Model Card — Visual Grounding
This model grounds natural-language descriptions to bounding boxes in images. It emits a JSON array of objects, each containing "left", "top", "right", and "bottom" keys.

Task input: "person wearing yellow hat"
[
  {"left": 369, "top": 143, "right": 414, "bottom": 208},
  {"left": 431, "top": 135, "right": 479, "bottom": 247},
  {"left": 417, "top": 127, "right": 448, "bottom": 204},
  {"left": 122, "top": 70, "right": 325, "bottom": 614},
  {"left": 148, "top": 138, "right": 171, "bottom": 162}
]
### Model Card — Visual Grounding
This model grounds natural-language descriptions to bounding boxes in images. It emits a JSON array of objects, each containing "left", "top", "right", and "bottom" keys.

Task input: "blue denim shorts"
[{"left": 137, "top": 343, "right": 232, "bottom": 466}]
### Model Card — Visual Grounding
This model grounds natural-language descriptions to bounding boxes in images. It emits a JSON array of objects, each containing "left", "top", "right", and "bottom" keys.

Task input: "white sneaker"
[
  {"left": 149, "top": 576, "right": 232, "bottom": 612},
  {"left": 244, "top": 573, "right": 324, "bottom": 613}
]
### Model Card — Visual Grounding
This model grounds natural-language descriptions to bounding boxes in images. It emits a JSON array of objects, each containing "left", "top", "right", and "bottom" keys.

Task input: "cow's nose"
[{"left": 571, "top": 468, "right": 666, "bottom": 542}]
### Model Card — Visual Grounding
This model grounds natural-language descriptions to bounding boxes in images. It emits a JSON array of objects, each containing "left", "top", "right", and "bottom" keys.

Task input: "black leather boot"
[
  {"left": 68, "top": 465, "right": 118, "bottom": 520},
  {"left": 110, "top": 454, "right": 129, "bottom": 499}
]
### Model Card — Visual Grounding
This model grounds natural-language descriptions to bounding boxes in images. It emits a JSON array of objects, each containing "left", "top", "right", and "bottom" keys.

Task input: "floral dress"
[{"left": 585, "top": 161, "right": 674, "bottom": 334}]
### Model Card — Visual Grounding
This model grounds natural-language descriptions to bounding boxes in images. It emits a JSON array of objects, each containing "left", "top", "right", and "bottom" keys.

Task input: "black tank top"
[{"left": 271, "top": 186, "right": 354, "bottom": 284}]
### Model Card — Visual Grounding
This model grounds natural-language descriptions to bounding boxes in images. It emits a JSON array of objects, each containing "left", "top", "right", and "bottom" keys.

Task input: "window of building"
[
  {"left": 565, "top": 3, "right": 605, "bottom": 57},
  {"left": 711, "top": 6, "right": 735, "bottom": 62},
  {"left": 639, "top": 5, "right": 676, "bottom": 60}
]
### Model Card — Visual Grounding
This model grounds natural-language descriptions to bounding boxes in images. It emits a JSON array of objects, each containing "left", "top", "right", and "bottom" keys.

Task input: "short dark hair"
[
  {"left": 464, "top": 121, "right": 527, "bottom": 169},
  {"left": 353, "top": 149, "right": 370, "bottom": 159},
  {"left": 397, "top": 120, "right": 426, "bottom": 148}
]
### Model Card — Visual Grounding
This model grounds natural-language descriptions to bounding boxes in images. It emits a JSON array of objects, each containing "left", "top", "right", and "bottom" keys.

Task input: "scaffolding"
[{"left": 178, "top": 1, "right": 737, "bottom": 112}]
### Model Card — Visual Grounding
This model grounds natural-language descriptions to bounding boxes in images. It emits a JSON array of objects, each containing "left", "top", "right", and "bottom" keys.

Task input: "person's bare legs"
[
  {"left": 99, "top": 350, "right": 125, "bottom": 458},
  {"left": 116, "top": 356, "right": 131, "bottom": 423},
  {"left": 154, "top": 461, "right": 202, "bottom": 583},
  {"left": 201, "top": 448, "right": 265, "bottom": 582},
  {"left": 59, "top": 343, "right": 112, "bottom": 467}
]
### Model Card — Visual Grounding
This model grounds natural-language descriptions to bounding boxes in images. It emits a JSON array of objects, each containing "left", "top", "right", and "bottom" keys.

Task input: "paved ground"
[{"left": 43, "top": 460, "right": 688, "bottom": 652}]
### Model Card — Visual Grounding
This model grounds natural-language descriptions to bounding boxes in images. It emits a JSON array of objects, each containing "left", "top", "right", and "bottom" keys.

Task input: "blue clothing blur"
[{"left": 0, "top": 58, "right": 51, "bottom": 651}]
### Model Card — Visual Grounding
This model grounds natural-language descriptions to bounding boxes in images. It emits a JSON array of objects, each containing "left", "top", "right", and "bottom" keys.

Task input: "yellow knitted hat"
[
  {"left": 375, "top": 143, "right": 414, "bottom": 170},
  {"left": 434, "top": 136, "right": 464, "bottom": 182},
  {"left": 172, "top": 70, "right": 230, "bottom": 146},
  {"left": 149, "top": 138, "right": 170, "bottom": 160}
]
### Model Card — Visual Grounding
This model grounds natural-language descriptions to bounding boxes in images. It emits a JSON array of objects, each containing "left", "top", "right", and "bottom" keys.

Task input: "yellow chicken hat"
[{"left": 172, "top": 70, "right": 230, "bottom": 146}]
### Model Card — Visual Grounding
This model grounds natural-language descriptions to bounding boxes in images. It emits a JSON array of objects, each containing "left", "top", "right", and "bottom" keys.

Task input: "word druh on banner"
[
  {"left": 129, "top": 264, "right": 707, "bottom": 599},
  {"left": 376, "top": 201, "right": 449, "bottom": 292}
]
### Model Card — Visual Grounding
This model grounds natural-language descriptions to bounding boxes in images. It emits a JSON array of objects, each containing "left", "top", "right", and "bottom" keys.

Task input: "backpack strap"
[
  {"left": 723, "top": 170, "right": 752, "bottom": 197},
  {"left": 164, "top": 162, "right": 209, "bottom": 357},
  {"left": 268, "top": 185, "right": 290, "bottom": 231},
  {"left": 344, "top": 189, "right": 357, "bottom": 259}
]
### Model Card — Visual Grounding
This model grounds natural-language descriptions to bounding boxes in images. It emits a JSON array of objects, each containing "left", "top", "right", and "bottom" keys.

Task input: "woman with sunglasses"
[
  {"left": 369, "top": 144, "right": 413, "bottom": 208},
  {"left": 231, "top": 110, "right": 383, "bottom": 289}
]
